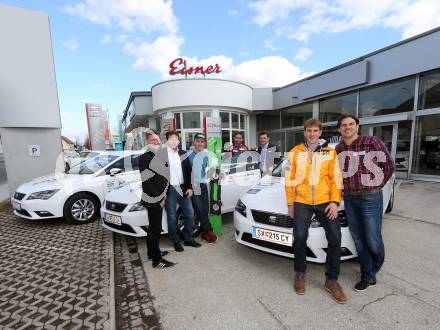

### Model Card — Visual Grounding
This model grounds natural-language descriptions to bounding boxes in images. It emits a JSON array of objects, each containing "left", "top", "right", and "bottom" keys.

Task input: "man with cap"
[{"left": 187, "top": 132, "right": 218, "bottom": 243}]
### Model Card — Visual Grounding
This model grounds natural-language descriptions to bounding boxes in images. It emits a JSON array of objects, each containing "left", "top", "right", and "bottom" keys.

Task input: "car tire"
[
  {"left": 385, "top": 184, "right": 394, "bottom": 213},
  {"left": 63, "top": 192, "right": 99, "bottom": 224},
  {"left": 65, "top": 162, "right": 70, "bottom": 172},
  {"left": 177, "top": 207, "right": 201, "bottom": 240}
]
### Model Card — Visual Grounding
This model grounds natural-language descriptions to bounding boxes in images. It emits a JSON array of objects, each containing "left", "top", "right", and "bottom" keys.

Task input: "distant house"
[{"left": 61, "top": 136, "right": 75, "bottom": 151}]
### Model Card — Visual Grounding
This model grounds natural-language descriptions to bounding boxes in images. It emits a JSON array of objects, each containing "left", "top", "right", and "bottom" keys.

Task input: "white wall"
[
  {"left": 0, "top": 128, "right": 63, "bottom": 194},
  {"left": 0, "top": 4, "right": 61, "bottom": 128},
  {"left": 0, "top": 5, "right": 63, "bottom": 197},
  {"left": 152, "top": 79, "right": 253, "bottom": 112}
]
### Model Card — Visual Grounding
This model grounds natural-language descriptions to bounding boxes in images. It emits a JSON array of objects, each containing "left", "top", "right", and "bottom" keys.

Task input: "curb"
[{"left": 109, "top": 232, "right": 116, "bottom": 330}]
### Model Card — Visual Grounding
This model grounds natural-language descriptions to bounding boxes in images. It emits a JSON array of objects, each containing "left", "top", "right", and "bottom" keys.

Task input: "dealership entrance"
[{"left": 362, "top": 120, "right": 412, "bottom": 179}]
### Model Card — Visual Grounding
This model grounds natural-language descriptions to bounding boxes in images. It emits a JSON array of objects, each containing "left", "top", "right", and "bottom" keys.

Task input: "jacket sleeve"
[
  {"left": 181, "top": 151, "right": 193, "bottom": 192},
  {"left": 285, "top": 150, "right": 296, "bottom": 206},
  {"left": 328, "top": 149, "right": 342, "bottom": 205}
]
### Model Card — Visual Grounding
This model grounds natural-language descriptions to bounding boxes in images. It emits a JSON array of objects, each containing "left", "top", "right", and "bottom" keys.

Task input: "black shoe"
[
  {"left": 174, "top": 241, "right": 184, "bottom": 252},
  {"left": 148, "top": 251, "right": 169, "bottom": 260},
  {"left": 152, "top": 258, "right": 175, "bottom": 268},
  {"left": 354, "top": 280, "right": 376, "bottom": 292},
  {"left": 184, "top": 239, "right": 201, "bottom": 248}
]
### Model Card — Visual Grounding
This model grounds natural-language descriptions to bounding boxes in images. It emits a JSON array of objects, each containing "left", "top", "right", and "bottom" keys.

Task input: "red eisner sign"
[{"left": 169, "top": 57, "right": 221, "bottom": 76}]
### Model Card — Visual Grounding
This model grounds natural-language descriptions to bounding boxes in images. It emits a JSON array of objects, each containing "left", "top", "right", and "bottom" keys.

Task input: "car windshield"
[{"left": 67, "top": 155, "right": 119, "bottom": 174}]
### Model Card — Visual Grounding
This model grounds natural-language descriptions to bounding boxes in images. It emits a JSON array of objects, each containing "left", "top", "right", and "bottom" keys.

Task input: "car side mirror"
[{"left": 109, "top": 168, "right": 122, "bottom": 176}]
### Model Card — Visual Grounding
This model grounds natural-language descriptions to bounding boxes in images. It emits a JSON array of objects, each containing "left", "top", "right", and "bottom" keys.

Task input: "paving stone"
[{"left": 0, "top": 206, "right": 112, "bottom": 329}]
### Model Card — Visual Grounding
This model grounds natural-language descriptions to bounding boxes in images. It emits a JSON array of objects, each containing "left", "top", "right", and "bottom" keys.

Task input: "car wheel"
[
  {"left": 177, "top": 208, "right": 201, "bottom": 240},
  {"left": 65, "top": 162, "right": 70, "bottom": 172},
  {"left": 63, "top": 192, "right": 99, "bottom": 224},
  {"left": 385, "top": 184, "right": 394, "bottom": 213}
]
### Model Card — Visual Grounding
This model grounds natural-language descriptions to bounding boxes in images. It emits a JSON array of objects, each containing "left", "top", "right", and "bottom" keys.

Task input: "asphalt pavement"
[{"left": 138, "top": 180, "right": 440, "bottom": 330}]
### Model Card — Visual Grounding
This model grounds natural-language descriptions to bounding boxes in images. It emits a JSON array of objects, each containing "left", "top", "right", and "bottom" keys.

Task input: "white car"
[
  {"left": 233, "top": 159, "right": 395, "bottom": 263},
  {"left": 101, "top": 151, "right": 262, "bottom": 237},
  {"left": 11, "top": 151, "right": 143, "bottom": 224}
]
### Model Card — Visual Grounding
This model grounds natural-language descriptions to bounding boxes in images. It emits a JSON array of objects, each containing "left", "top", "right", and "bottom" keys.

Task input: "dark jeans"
[
  {"left": 344, "top": 191, "right": 384, "bottom": 283},
  {"left": 192, "top": 183, "right": 213, "bottom": 234},
  {"left": 146, "top": 206, "right": 163, "bottom": 263},
  {"left": 293, "top": 202, "right": 341, "bottom": 280},
  {"left": 165, "top": 185, "right": 194, "bottom": 242}
]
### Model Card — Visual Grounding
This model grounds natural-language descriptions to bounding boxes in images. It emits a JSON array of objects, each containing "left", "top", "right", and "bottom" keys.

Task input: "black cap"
[{"left": 194, "top": 133, "right": 205, "bottom": 140}]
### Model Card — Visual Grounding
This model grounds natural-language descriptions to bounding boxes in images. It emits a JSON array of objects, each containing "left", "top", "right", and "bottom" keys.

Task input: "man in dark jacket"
[
  {"left": 163, "top": 131, "right": 201, "bottom": 251},
  {"left": 139, "top": 129, "right": 174, "bottom": 268},
  {"left": 257, "top": 131, "right": 280, "bottom": 176}
]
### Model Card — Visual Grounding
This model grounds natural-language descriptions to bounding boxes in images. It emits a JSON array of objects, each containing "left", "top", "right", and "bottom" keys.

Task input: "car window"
[
  {"left": 271, "top": 159, "right": 286, "bottom": 177},
  {"left": 67, "top": 155, "right": 118, "bottom": 174},
  {"left": 105, "top": 155, "right": 140, "bottom": 174}
]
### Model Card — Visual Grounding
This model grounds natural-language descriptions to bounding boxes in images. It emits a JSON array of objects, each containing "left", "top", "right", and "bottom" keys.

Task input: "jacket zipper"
[{"left": 310, "top": 152, "right": 315, "bottom": 206}]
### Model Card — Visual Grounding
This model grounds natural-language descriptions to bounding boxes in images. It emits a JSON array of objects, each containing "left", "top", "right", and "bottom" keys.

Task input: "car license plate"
[
  {"left": 252, "top": 227, "right": 292, "bottom": 246},
  {"left": 104, "top": 213, "right": 122, "bottom": 226},
  {"left": 12, "top": 201, "right": 21, "bottom": 211}
]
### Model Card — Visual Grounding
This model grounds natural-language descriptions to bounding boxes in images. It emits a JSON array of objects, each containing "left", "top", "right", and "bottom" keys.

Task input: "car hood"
[
  {"left": 17, "top": 173, "right": 95, "bottom": 193},
  {"left": 239, "top": 175, "right": 345, "bottom": 214},
  {"left": 240, "top": 176, "right": 289, "bottom": 215},
  {"left": 105, "top": 182, "right": 143, "bottom": 205}
]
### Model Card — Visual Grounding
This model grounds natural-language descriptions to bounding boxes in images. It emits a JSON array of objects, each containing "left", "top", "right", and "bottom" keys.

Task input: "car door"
[{"left": 220, "top": 151, "right": 261, "bottom": 213}]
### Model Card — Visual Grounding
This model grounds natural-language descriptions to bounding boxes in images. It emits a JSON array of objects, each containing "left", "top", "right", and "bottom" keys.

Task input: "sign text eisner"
[{"left": 169, "top": 58, "right": 221, "bottom": 76}]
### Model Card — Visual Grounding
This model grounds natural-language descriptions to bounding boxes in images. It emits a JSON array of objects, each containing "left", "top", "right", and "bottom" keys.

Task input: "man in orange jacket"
[{"left": 285, "top": 118, "right": 346, "bottom": 304}]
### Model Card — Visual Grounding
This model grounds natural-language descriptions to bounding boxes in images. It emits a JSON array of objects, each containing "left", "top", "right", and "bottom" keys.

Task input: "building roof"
[
  {"left": 61, "top": 135, "right": 74, "bottom": 145},
  {"left": 121, "top": 91, "right": 152, "bottom": 122},
  {"left": 274, "top": 26, "right": 440, "bottom": 92}
]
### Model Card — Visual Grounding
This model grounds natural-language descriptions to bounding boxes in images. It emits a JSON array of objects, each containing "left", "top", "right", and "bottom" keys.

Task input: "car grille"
[
  {"left": 251, "top": 210, "right": 293, "bottom": 228},
  {"left": 105, "top": 201, "right": 127, "bottom": 213},
  {"left": 103, "top": 221, "right": 136, "bottom": 234},
  {"left": 14, "top": 191, "right": 26, "bottom": 200},
  {"left": 15, "top": 209, "right": 31, "bottom": 217}
]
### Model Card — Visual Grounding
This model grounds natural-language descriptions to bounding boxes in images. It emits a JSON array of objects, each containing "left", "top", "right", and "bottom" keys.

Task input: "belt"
[{"left": 345, "top": 187, "right": 382, "bottom": 196}]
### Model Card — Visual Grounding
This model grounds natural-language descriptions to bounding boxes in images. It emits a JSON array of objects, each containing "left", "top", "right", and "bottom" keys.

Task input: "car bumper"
[
  {"left": 11, "top": 196, "right": 63, "bottom": 220},
  {"left": 100, "top": 206, "right": 150, "bottom": 237},
  {"left": 233, "top": 211, "right": 357, "bottom": 263}
]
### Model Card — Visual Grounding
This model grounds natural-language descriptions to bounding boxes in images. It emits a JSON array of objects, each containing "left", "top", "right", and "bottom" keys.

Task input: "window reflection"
[
  {"left": 359, "top": 78, "right": 415, "bottom": 117},
  {"left": 281, "top": 103, "right": 313, "bottom": 128},
  {"left": 319, "top": 93, "right": 357, "bottom": 123},
  {"left": 413, "top": 114, "right": 440, "bottom": 175},
  {"left": 419, "top": 70, "right": 440, "bottom": 110}
]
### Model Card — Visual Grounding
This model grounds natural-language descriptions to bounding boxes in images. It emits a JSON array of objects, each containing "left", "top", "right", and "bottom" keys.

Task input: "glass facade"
[
  {"left": 257, "top": 110, "right": 280, "bottom": 131},
  {"left": 419, "top": 69, "right": 440, "bottom": 110},
  {"left": 281, "top": 103, "right": 313, "bottom": 128},
  {"left": 412, "top": 114, "right": 440, "bottom": 175},
  {"left": 359, "top": 77, "right": 415, "bottom": 117},
  {"left": 320, "top": 93, "right": 357, "bottom": 123}
]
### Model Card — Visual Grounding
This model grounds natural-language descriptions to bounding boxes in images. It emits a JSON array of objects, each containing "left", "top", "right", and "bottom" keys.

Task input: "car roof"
[{"left": 90, "top": 150, "right": 144, "bottom": 156}]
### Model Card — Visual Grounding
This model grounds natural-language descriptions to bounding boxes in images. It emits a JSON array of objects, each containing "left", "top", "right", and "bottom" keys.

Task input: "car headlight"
[
  {"left": 129, "top": 202, "right": 146, "bottom": 212},
  {"left": 235, "top": 199, "right": 247, "bottom": 217},
  {"left": 27, "top": 189, "right": 60, "bottom": 200}
]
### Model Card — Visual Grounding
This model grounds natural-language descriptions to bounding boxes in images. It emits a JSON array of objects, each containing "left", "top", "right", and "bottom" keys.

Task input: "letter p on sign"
[{"left": 28, "top": 145, "right": 41, "bottom": 157}]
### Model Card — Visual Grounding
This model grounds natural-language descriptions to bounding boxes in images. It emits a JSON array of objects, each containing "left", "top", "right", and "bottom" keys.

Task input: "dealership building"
[{"left": 122, "top": 27, "right": 440, "bottom": 182}]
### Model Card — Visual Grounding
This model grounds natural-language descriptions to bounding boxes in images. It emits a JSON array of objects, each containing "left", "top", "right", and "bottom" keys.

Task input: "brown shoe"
[
  {"left": 325, "top": 279, "right": 347, "bottom": 304},
  {"left": 294, "top": 273, "right": 305, "bottom": 295}
]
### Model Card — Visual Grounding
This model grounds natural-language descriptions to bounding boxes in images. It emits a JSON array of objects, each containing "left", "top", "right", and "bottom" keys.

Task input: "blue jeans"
[
  {"left": 192, "top": 183, "right": 213, "bottom": 234},
  {"left": 344, "top": 191, "right": 385, "bottom": 283},
  {"left": 293, "top": 202, "right": 341, "bottom": 279},
  {"left": 165, "top": 185, "right": 194, "bottom": 242}
]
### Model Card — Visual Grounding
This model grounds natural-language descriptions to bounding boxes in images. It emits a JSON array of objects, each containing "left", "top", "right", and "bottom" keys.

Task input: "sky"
[{"left": 3, "top": 0, "right": 440, "bottom": 143}]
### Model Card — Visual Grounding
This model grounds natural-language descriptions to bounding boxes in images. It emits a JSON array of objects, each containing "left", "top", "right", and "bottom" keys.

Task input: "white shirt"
[
  {"left": 260, "top": 143, "right": 268, "bottom": 171},
  {"left": 167, "top": 146, "right": 184, "bottom": 186}
]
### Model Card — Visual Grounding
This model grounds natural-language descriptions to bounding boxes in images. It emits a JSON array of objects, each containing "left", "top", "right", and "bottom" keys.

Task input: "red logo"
[{"left": 169, "top": 57, "right": 221, "bottom": 76}]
